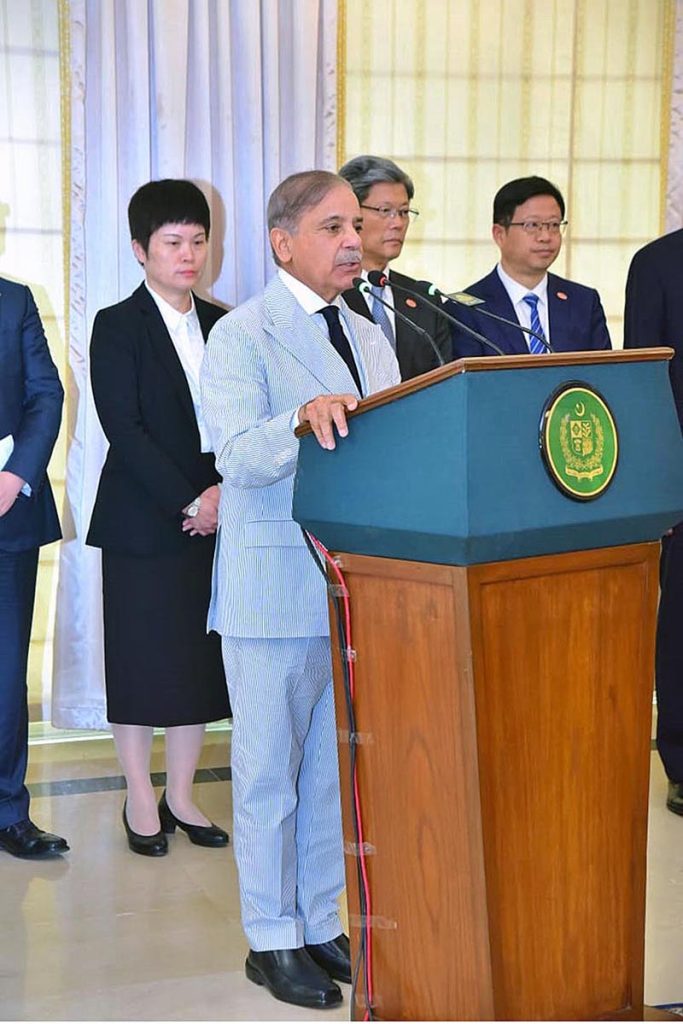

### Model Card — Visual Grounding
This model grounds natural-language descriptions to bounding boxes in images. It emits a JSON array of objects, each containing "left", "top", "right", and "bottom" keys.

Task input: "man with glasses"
[
  {"left": 450, "top": 175, "right": 611, "bottom": 357},
  {"left": 339, "top": 155, "right": 452, "bottom": 379}
]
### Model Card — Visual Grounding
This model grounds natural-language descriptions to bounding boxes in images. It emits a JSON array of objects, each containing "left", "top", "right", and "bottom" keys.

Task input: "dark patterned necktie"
[{"left": 319, "top": 305, "right": 363, "bottom": 394}]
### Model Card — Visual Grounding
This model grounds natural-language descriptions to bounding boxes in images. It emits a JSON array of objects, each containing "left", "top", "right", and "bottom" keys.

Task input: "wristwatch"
[{"left": 186, "top": 496, "right": 202, "bottom": 518}]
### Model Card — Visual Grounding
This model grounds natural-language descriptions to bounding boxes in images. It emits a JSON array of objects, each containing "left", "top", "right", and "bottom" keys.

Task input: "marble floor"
[{"left": 1, "top": 731, "right": 682, "bottom": 1021}]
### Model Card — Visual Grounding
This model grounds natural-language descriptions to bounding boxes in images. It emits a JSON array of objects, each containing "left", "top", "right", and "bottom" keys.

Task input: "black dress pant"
[
  {"left": 0, "top": 547, "right": 38, "bottom": 828},
  {"left": 656, "top": 526, "right": 683, "bottom": 782}
]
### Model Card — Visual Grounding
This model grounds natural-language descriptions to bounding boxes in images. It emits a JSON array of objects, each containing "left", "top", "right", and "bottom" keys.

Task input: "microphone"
[
  {"left": 352, "top": 277, "right": 445, "bottom": 367},
  {"left": 367, "top": 270, "right": 505, "bottom": 358},
  {"left": 418, "top": 279, "right": 555, "bottom": 354}
]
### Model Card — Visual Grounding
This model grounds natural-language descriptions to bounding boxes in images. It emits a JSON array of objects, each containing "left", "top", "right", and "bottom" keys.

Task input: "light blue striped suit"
[{"left": 201, "top": 273, "right": 399, "bottom": 949}]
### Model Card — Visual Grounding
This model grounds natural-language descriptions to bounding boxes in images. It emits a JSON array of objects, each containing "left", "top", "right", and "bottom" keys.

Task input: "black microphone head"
[
  {"left": 351, "top": 276, "right": 370, "bottom": 293},
  {"left": 367, "top": 270, "right": 389, "bottom": 288}
]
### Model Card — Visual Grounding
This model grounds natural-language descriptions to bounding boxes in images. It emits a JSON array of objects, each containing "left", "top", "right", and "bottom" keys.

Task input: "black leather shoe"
[
  {"left": 158, "top": 790, "right": 229, "bottom": 847},
  {"left": 0, "top": 819, "right": 69, "bottom": 859},
  {"left": 667, "top": 780, "right": 683, "bottom": 816},
  {"left": 245, "top": 947, "right": 343, "bottom": 1008},
  {"left": 306, "top": 933, "right": 352, "bottom": 984},
  {"left": 122, "top": 803, "right": 167, "bottom": 856}
]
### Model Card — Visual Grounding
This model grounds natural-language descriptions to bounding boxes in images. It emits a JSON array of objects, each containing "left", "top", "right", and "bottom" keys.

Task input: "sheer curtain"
[
  {"left": 339, "top": 0, "right": 675, "bottom": 348},
  {"left": 52, "top": 0, "right": 337, "bottom": 729}
]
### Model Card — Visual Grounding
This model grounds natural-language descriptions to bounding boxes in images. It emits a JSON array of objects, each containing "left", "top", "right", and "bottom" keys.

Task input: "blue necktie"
[
  {"left": 522, "top": 293, "right": 548, "bottom": 354},
  {"left": 370, "top": 285, "right": 396, "bottom": 350},
  {"left": 319, "top": 305, "right": 363, "bottom": 394}
]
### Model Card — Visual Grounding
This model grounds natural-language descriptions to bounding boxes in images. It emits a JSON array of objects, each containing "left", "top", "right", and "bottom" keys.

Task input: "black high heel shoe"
[
  {"left": 158, "top": 790, "right": 229, "bottom": 847},
  {"left": 122, "top": 803, "right": 168, "bottom": 857}
]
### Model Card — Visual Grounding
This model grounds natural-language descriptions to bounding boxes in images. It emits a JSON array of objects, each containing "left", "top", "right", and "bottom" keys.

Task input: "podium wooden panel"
[{"left": 331, "top": 543, "right": 659, "bottom": 1021}]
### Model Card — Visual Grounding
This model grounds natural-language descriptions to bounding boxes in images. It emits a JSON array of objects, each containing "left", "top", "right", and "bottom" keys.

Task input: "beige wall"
[{"left": 339, "top": 0, "right": 674, "bottom": 348}]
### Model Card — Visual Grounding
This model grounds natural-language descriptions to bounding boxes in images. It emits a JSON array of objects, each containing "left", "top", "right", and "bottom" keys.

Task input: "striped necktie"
[
  {"left": 370, "top": 285, "right": 396, "bottom": 350},
  {"left": 522, "top": 293, "right": 548, "bottom": 354}
]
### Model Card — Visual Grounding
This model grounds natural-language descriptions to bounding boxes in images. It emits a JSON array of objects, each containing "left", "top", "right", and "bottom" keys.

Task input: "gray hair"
[
  {"left": 338, "top": 155, "right": 414, "bottom": 205},
  {"left": 267, "top": 170, "right": 352, "bottom": 234}
]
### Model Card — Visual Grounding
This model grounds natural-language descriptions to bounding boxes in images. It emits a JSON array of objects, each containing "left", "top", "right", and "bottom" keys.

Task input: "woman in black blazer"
[{"left": 88, "top": 180, "right": 230, "bottom": 856}]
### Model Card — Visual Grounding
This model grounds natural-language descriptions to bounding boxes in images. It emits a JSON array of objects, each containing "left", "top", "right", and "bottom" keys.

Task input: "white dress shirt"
[
  {"left": 145, "top": 283, "right": 212, "bottom": 452},
  {"left": 496, "top": 264, "right": 551, "bottom": 349},
  {"left": 277, "top": 269, "right": 368, "bottom": 429}
]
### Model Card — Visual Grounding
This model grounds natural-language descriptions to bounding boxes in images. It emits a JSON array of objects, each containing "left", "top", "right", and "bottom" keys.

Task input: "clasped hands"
[
  {"left": 298, "top": 394, "right": 359, "bottom": 450},
  {"left": 181, "top": 484, "right": 220, "bottom": 537}
]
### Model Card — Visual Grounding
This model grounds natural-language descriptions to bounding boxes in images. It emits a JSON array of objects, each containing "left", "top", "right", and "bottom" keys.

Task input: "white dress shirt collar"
[
  {"left": 495, "top": 263, "right": 550, "bottom": 348},
  {"left": 145, "top": 282, "right": 197, "bottom": 328},
  {"left": 496, "top": 263, "right": 548, "bottom": 306},
  {"left": 277, "top": 268, "right": 343, "bottom": 315}
]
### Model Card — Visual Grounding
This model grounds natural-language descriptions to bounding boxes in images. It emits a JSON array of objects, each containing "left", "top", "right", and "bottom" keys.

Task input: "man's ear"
[
  {"left": 491, "top": 223, "right": 506, "bottom": 251},
  {"left": 131, "top": 239, "right": 147, "bottom": 267},
  {"left": 270, "top": 227, "right": 293, "bottom": 266}
]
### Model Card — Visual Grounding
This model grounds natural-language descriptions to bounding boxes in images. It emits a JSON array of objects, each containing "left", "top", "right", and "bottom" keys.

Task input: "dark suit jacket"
[
  {"left": 0, "top": 277, "right": 63, "bottom": 552},
  {"left": 624, "top": 229, "right": 683, "bottom": 428},
  {"left": 342, "top": 269, "right": 452, "bottom": 380},
  {"left": 449, "top": 268, "right": 612, "bottom": 358},
  {"left": 87, "top": 284, "right": 227, "bottom": 555}
]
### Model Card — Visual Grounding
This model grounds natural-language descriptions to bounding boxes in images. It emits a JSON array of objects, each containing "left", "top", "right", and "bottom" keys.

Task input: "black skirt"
[{"left": 101, "top": 539, "right": 230, "bottom": 727}]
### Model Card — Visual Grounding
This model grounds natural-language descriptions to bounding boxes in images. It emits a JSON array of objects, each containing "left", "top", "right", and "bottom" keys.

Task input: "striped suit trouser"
[{"left": 221, "top": 635, "right": 344, "bottom": 950}]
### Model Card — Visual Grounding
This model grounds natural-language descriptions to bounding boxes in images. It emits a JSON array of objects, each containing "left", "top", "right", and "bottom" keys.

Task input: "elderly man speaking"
[{"left": 201, "top": 170, "right": 399, "bottom": 1009}]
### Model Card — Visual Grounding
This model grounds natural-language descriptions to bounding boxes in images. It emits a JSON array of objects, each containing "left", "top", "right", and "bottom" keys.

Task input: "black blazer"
[
  {"left": 87, "top": 284, "right": 227, "bottom": 555},
  {"left": 342, "top": 269, "right": 452, "bottom": 380},
  {"left": 624, "top": 229, "right": 683, "bottom": 429},
  {"left": 0, "top": 277, "right": 62, "bottom": 552}
]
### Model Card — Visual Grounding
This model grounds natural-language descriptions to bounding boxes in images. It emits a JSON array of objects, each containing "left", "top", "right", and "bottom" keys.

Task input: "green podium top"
[{"left": 293, "top": 350, "right": 683, "bottom": 565}]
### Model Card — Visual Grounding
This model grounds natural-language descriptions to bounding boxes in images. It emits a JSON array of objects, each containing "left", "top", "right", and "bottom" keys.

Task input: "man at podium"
[
  {"left": 201, "top": 170, "right": 399, "bottom": 1010},
  {"left": 450, "top": 175, "right": 612, "bottom": 357}
]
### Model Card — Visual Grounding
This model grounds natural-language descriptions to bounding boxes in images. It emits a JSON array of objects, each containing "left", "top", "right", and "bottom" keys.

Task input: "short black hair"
[
  {"left": 493, "top": 176, "right": 565, "bottom": 225},
  {"left": 128, "top": 179, "right": 211, "bottom": 253},
  {"left": 338, "top": 155, "right": 414, "bottom": 205}
]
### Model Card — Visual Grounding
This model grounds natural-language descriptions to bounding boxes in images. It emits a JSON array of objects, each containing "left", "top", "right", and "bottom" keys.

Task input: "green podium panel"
[{"left": 293, "top": 351, "right": 683, "bottom": 564}]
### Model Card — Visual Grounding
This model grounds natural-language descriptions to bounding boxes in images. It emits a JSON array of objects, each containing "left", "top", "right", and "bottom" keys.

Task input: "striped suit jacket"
[{"left": 201, "top": 273, "right": 400, "bottom": 638}]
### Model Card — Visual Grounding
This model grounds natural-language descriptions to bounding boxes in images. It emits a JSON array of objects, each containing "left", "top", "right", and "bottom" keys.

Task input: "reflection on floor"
[{"left": 1, "top": 734, "right": 682, "bottom": 1020}]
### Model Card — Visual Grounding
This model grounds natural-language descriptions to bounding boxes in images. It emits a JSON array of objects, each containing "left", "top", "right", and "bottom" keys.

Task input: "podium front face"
[{"left": 293, "top": 353, "right": 682, "bottom": 1021}]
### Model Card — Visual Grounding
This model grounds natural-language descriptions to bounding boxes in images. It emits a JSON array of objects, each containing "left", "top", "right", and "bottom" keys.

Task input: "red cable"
[{"left": 309, "top": 533, "right": 374, "bottom": 1020}]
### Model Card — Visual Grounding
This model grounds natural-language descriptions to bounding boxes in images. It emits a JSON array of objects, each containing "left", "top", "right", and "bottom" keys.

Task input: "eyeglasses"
[
  {"left": 360, "top": 204, "right": 420, "bottom": 221},
  {"left": 507, "top": 219, "right": 568, "bottom": 235}
]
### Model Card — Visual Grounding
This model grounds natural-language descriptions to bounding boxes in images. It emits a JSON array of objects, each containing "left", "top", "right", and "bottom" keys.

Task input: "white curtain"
[
  {"left": 52, "top": 0, "right": 337, "bottom": 729},
  {"left": 667, "top": 0, "right": 683, "bottom": 231}
]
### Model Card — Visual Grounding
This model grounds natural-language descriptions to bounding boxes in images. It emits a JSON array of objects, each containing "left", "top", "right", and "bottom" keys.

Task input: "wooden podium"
[{"left": 293, "top": 351, "right": 683, "bottom": 1021}]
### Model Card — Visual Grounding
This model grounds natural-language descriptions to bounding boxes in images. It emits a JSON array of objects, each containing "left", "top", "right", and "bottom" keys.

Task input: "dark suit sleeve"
[
  {"left": 433, "top": 306, "right": 453, "bottom": 363},
  {"left": 90, "top": 309, "right": 199, "bottom": 516},
  {"left": 623, "top": 251, "right": 663, "bottom": 350},
  {"left": 588, "top": 289, "right": 612, "bottom": 350},
  {"left": 5, "top": 286, "right": 63, "bottom": 489}
]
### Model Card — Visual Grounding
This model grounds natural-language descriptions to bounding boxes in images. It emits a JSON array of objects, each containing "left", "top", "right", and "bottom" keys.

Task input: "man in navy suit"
[
  {"left": 624, "top": 228, "right": 683, "bottom": 816},
  {"left": 450, "top": 176, "right": 611, "bottom": 357},
  {"left": 0, "top": 276, "right": 68, "bottom": 858}
]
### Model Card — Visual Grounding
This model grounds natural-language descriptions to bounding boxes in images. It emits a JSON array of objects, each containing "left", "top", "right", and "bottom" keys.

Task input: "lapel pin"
[
  {"left": 405, "top": 298, "right": 417, "bottom": 308},
  {"left": 557, "top": 291, "right": 568, "bottom": 300}
]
